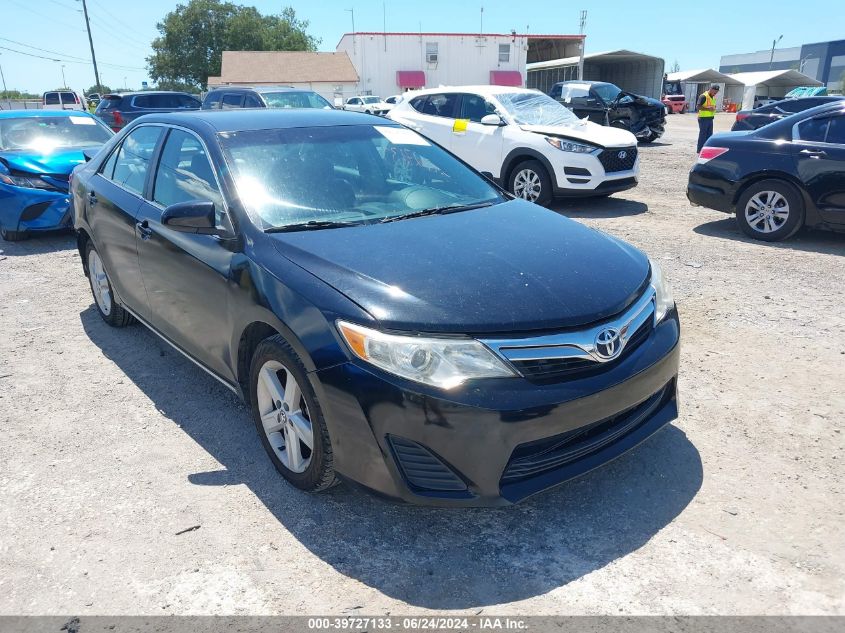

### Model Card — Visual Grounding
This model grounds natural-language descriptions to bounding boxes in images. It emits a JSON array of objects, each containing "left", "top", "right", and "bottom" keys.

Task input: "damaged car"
[
  {"left": 388, "top": 86, "right": 639, "bottom": 205},
  {"left": 0, "top": 110, "right": 113, "bottom": 241},
  {"left": 550, "top": 81, "right": 667, "bottom": 143}
]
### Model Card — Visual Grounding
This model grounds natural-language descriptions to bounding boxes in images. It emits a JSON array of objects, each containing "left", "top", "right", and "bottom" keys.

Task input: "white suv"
[
  {"left": 343, "top": 96, "right": 390, "bottom": 116},
  {"left": 388, "top": 86, "right": 639, "bottom": 204}
]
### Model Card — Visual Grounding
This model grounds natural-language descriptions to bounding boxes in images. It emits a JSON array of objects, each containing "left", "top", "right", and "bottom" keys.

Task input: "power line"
[
  {"left": 87, "top": 15, "right": 151, "bottom": 51},
  {"left": 7, "top": 0, "right": 86, "bottom": 32},
  {"left": 89, "top": 0, "right": 153, "bottom": 46},
  {"left": 0, "top": 38, "right": 92, "bottom": 63},
  {"left": 44, "top": 0, "right": 81, "bottom": 12},
  {"left": 0, "top": 44, "right": 145, "bottom": 71}
]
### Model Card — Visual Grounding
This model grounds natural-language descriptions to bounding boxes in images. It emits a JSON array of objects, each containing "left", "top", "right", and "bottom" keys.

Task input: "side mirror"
[
  {"left": 161, "top": 200, "right": 222, "bottom": 235},
  {"left": 480, "top": 114, "right": 505, "bottom": 126}
]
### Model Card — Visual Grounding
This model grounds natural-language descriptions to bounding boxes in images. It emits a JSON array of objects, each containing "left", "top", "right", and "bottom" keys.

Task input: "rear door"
[
  {"left": 792, "top": 112, "right": 845, "bottom": 226},
  {"left": 402, "top": 92, "right": 460, "bottom": 148},
  {"left": 449, "top": 92, "right": 504, "bottom": 177},
  {"left": 86, "top": 125, "right": 165, "bottom": 318},
  {"left": 135, "top": 126, "right": 237, "bottom": 381}
]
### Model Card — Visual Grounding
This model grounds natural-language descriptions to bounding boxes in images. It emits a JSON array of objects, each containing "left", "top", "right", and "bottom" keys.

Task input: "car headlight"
[
  {"left": 0, "top": 173, "right": 52, "bottom": 190},
  {"left": 649, "top": 258, "right": 675, "bottom": 324},
  {"left": 337, "top": 321, "right": 515, "bottom": 389},
  {"left": 545, "top": 136, "right": 596, "bottom": 153}
]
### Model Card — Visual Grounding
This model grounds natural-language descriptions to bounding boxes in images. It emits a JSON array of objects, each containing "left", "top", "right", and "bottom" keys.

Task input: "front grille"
[
  {"left": 500, "top": 381, "right": 672, "bottom": 483},
  {"left": 20, "top": 201, "right": 53, "bottom": 221},
  {"left": 511, "top": 318, "right": 653, "bottom": 383},
  {"left": 598, "top": 147, "right": 637, "bottom": 172},
  {"left": 387, "top": 435, "right": 467, "bottom": 492}
]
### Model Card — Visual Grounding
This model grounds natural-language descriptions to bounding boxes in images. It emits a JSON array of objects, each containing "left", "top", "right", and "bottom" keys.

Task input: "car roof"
[
  {"left": 403, "top": 85, "right": 537, "bottom": 97},
  {"left": 0, "top": 109, "right": 96, "bottom": 120},
  {"left": 754, "top": 101, "right": 845, "bottom": 137},
  {"left": 130, "top": 108, "right": 397, "bottom": 132},
  {"left": 103, "top": 91, "right": 198, "bottom": 98},
  {"left": 209, "top": 86, "right": 300, "bottom": 93},
  {"left": 557, "top": 80, "right": 607, "bottom": 87}
]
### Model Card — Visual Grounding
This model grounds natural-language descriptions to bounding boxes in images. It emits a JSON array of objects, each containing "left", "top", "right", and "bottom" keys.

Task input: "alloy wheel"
[
  {"left": 744, "top": 190, "right": 790, "bottom": 234},
  {"left": 256, "top": 360, "right": 314, "bottom": 473},
  {"left": 88, "top": 250, "right": 112, "bottom": 316},
  {"left": 513, "top": 168, "right": 542, "bottom": 202}
]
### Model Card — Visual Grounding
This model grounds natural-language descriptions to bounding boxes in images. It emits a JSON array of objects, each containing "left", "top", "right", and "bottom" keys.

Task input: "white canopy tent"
[
  {"left": 728, "top": 70, "right": 823, "bottom": 110},
  {"left": 666, "top": 69, "right": 742, "bottom": 110}
]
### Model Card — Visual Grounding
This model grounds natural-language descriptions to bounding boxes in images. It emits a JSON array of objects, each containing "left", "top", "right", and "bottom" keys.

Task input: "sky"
[{"left": 2, "top": 0, "right": 843, "bottom": 94}]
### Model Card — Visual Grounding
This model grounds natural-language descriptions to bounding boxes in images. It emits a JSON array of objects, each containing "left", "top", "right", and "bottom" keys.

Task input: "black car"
[
  {"left": 201, "top": 86, "right": 333, "bottom": 110},
  {"left": 688, "top": 102, "right": 845, "bottom": 241},
  {"left": 550, "top": 81, "right": 667, "bottom": 143},
  {"left": 72, "top": 109, "right": 679, "bottom": 506},
  {"left": 732, "top": 96, "right": 845, "bottom": 131},
  {"left": 95, "top": 91, "right": 201, "bottom": 132}
]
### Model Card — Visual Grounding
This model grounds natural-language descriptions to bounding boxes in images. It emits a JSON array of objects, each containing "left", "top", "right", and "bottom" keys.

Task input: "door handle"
[
  {"left": 136, "top": 219, "right": 153, "bottom": 240},
  {"left": 799, "top": 149, "right": 827, "bottom": 158}
]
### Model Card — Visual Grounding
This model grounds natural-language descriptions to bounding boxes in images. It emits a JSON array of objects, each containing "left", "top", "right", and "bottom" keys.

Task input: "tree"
[
  {"left": 154, "top": 79, "right": 202, "bottom": 94},
  {"left": 86, "top": 84, "right": 112, "bottom": 95},
  {"left": 147, "top": 0, "right": 319, "bottom": 90}
]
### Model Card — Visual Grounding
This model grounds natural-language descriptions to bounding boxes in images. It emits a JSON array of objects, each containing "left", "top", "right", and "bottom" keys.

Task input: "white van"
[{"left": 42, "top": 90, "right": 86, "bottom": 111}]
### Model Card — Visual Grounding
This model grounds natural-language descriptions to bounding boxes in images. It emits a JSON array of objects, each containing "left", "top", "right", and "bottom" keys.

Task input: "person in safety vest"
[{"left": 697, "top": 85, "right": 720, "bottom": 152}]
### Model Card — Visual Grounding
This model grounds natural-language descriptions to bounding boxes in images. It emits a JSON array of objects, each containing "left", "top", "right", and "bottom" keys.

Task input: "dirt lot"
[{"left": 1, "top": 113, "right": 843, "bottom": 616}]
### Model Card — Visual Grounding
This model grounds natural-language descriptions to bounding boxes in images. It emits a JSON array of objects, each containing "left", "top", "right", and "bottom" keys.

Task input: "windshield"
[
  {"left": 495, "top": 91, "right": 581, "bottom": 126},
  {"left": 219, "top": 124, "right": 504, "bottom": 230},
  {"left": 0, "top": 115, "right": 112, "bottom": 152},
  {"left": 362, "top": 96, "right": 381, "bottom": 104},
  {"left": 263, "top": 91, "right": 333, "bottom": 109},
  {"left": 592, "top": 83, "right": 623, "bottom": 103}
]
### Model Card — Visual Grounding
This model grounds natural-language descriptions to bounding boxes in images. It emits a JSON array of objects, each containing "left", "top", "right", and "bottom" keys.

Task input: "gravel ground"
[{"left": 1, "top": 113, "right": 843, "bottom": 616}]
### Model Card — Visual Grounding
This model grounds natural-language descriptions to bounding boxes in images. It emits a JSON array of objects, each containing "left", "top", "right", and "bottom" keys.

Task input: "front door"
[
  {"left": 135, "top": 127, "right": 238, "bottom": 382},
  {"left": 86, "top": 125, "right": 165, "bottom": 319},
  {"left": 792, "top": 112, "right": 845, "bottom": 226}
]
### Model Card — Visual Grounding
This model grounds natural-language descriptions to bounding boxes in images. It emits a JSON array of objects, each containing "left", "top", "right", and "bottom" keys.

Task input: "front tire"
[
  {"left": 736, "top": 179, "right": 804, "bottom": 242},
  {"left": 508, "top": 159, "right": 553, "bottom": 206},
  {"left": 249, "top": 335, "right": 338, "bottom": 493},
  {"left": 85, "top": 242, "right": 134, "bottom": 326}
]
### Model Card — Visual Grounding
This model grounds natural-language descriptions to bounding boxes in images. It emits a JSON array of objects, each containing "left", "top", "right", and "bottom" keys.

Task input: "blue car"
[{"left": 0, "top": 110, "right": 112, "bottom": 241}]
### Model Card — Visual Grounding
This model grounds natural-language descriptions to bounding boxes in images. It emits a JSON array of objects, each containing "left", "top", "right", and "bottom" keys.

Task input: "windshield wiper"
[
  {"left": 264, "top": 220, "right": 359, "bottom": 233},
  {"left": 380, "top": 202, "right": 494, "bottom": 224}
]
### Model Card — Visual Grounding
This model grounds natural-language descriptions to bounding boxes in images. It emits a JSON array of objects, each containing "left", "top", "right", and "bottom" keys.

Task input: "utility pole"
[
  {"left": 61, "top": 65, "right": 67, "bottom": 88},
  {"left": 769, "top": 34, "right": 783, "bottom": 70},
  {"left": 480, "top": 6, "right": 484, "bottom": 35},
  {"left": 577, "top": 10, "right": 587, "bottom": 80},
  {"left": 0, "top": 54, "right": 11, "bottom": 110},
  {"left": 80, "top": 0, "right": 102, "bottom": 91}
]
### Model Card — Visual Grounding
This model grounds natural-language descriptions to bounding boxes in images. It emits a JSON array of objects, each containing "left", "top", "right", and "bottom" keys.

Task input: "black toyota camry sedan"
[
  {"left": 730, "top": 96, "right": 844, "bottom": 132},
  {"left": 688, "top": 101, "right": 845, "bottom": 241},
  {"left": 72, "top": 109, "right": 680, "bottom": 506}
]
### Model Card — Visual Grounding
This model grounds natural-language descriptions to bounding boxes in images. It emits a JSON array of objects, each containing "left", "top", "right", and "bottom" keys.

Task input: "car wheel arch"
[
  {"left": 502, "top": 148, "right": 559, "bottom": 190},
  {"left": 76, "top": 229, "right": 92, "bottom": 275},
  {"left": 732, "top": 171, "right": 819, "bottom": 225}
]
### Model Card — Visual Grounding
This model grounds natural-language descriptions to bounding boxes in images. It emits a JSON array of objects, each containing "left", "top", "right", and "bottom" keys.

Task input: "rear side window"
[
  {"left": 204, "top": 92, "right": 222, "bottom": 109},
  {"left": 153, "top": 129, "right": 224, "bottom": 223},
  {"left": 221, "top": 94, "right": 243, "bottom": 109},
  {"left": 60, "top": 92, "right": 79, "bottom": 105},
  {"left": 244, "top": 94, "right": 263, "bottom": 108},
  {"left": 421, "top": 93, "right": 459, "bottom": 118},
  {"left": 177, "top": 94, "right": 201, "bottom": 108},
  {"left": 409, "top": 96, "right": 428, "bottom": 112},
  {"left": 97, "top": 96, "right": 122, "bottom": 112},
  {"left": 110, "top": 126, "right": 163, "bottom": 195},
  {"left": 825, "top": 116, "right": 845, "bottom": 144},
  {"left": 44, "top": 92, "right": 60, "bottom": 105},
  {"left": 795, "top": 118, "right": 829, "bottom": 143},
  {"left": 550, "top": 85, "right": 563, "bottom": 99}
]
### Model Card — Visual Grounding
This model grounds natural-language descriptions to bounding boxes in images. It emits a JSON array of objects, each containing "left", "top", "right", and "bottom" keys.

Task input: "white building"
[{"left": 336, "top": 31, "right": 583, "bottom": 99}]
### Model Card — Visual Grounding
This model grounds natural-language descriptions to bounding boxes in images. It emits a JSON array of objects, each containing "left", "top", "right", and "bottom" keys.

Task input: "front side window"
[
  {"left": 420, "top": 93, "right": 459, "bottom": 118},
  {"left": 498, "top": 44, "right": 510, "bottom": 63},
  {"left": 110, "top": 126, "right": 163, "bottom": 195},
  {"left": 244, "top": 94, "right": 263, "bottom": 108},
  {"left": 0, "top": 115, "right": 112, "bottom": 152},
  {"left": 460, "top": 93, "right": 496, "bottom": 122},
  {"left": 221, "top": 94, "right": 243, "bottom": 109},
  {"left": 494, "top": 91, "right": 580, "bottom": 126},
  {"left": 263, "top": 91, "right": 332, "bottom": 109},
  {"left": 204, "top": 92, "right": 222, "bottom": 109},
  {"left": 153, "top": 129, "right": 225, "bottom": 226},
  {"left": 363, "top": 96, "right": 382, "bottom": 104},
  {"left": 219, "top": 124, "right": 503, "bottom": 231},
  {"left": 591, "top": 83, "right": 622, "bottom": 104}
]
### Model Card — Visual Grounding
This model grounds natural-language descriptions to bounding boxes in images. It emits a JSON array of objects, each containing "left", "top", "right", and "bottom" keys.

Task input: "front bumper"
[
  {"left": 550, "top": 150, "right": 639, "bottom": 197},
  {"left": 314, "top": 311, "right": 680, "bottom": 506},
  {"left": 0, "top": 184, "right": 73, "bottom": 234}
]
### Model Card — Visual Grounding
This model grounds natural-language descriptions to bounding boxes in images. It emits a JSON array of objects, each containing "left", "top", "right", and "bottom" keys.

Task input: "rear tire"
[
  {"left": 508, "top": 159, "right": 553, "bottom": 206},
  {"left": 85, "top": 242, "right": 134, "bottom": 327},
  {"left": 736, "top": 179, "right": 804, "bottom": 242},
  {"left": 249, "top": 335, "right": 338, "bottom": 493}
]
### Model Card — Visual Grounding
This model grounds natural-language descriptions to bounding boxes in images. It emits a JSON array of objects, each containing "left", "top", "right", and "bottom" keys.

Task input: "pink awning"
[
  {"left": 490, "top": 70, "right": 523, "bottom": 87},
  {"left": 396, "top": 71, "right": 426, "bottom": 88}
]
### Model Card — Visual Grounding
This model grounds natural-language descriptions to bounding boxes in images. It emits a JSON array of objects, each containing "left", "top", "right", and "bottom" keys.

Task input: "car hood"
[
  {"left": 0, "top": 146, "right": 96, "bottom": 175},
  {"left": 520, "top": 121, "right": 637, "bottom": 148},
  {"left": 270, "top": 200, "right": 650, "bottom": 334}
]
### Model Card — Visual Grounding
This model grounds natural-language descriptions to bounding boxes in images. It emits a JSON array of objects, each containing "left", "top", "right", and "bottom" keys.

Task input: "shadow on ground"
[
  {"left": 0, "top": 232, "right": 75, "bottom": 258},
  {"left": 695, "top": 217, "right": 844, "bottom": 256},
  {"left": 81, "top": 306, "right": 702, "bottom": 610},
  {"left": 551, "top": 196, "right": 648, "bottom": 219}
]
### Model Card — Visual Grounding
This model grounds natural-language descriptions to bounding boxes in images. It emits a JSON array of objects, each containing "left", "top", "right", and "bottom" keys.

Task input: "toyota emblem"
[
  {"left": 618, "top": 150, "right": 627, "bottom": 160},
  {"left": 594, "top": 327, "right": 622, "bottom": 360}
]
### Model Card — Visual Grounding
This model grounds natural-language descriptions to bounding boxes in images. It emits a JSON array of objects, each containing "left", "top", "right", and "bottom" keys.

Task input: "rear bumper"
[
  {"left": 0, "top": 185, "right": 73, "bottom": 233},
  {"left": 687, "top": 169, "right": 736, "bottom": 213},
  {"left": 314, "top": 311, "right": 680, "bottom": 506}
]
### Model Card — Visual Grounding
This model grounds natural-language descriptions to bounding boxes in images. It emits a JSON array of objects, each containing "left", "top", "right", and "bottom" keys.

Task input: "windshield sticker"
[
  {"left": 374, "top": 126, "right": 430, "bottom": 146},
  {"left": 69, "top": 116, "right": 96, "bottom": 125},
  {"left": 452, "top": 118, "right": 469, "bottom": 134}
]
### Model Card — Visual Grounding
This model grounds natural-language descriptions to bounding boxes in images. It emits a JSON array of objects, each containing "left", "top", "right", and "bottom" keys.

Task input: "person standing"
[{"left": 697, "top": 85, "right": 720, "bottom": 152}]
